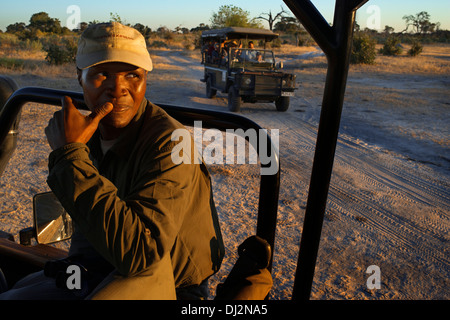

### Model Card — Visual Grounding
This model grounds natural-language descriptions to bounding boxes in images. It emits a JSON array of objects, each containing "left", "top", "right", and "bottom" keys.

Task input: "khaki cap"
[{"left": 76, "top": 22, "right": 153, "bottom": 71}]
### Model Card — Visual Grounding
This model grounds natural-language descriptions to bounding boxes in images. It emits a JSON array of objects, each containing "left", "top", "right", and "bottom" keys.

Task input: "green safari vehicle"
[{"left": 201, "top": 27, "right": 297, "bottom": 112}]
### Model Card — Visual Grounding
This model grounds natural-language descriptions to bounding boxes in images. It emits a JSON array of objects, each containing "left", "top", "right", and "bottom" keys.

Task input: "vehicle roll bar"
[{"left": 283, "top": 0, "right": 368, "bottom": 300}]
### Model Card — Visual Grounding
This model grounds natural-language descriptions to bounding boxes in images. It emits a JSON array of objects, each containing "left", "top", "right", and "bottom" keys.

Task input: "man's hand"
[{"left": 45, "top": 96, "right": 113, "bottom": 150}]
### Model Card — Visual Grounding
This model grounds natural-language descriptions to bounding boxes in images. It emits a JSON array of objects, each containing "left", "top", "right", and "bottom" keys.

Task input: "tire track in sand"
[{"left": 328, "top": 135, "right": 449, "bottom": 271}]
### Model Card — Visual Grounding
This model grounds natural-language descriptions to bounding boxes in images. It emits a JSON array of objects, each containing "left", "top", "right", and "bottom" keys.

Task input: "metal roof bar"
[{"left": 283, "top": 0, "right": 368, "bottom": 300}]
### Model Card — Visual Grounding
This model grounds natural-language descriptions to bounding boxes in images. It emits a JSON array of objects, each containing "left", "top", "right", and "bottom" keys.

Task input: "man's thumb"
[{"left": 91, "top": 102, "right": 113, "bottom": 123}]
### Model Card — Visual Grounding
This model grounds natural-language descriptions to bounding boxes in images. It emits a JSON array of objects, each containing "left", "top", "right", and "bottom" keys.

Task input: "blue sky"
[{"left": 0, "top": 0, "right": 449, "bottom": 32}]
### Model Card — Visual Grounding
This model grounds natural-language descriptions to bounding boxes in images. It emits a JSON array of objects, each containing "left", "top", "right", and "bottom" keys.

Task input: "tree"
[
  {"left": 133, "top": 23, "right": 152, "bottom": 39},
  {"left": 351, "top": 32, "right": 376, "bottom": 64},
  {"left": 110, "top": 12, "right": 128, "bottom": 25},
  {"left": 383, "top": 25, "right": 394, "bottom": 35},
  {"left": 274, "top": 16, "right": 313, "bottom": 46},
  {"left": 402, "top": 11, "right": 440, "bottom": 34},
  {"left": 256, "top": 6, "right": 288, "bottom": 30},
  {"left": 29, "top": 12, "right": 62, "bottom": 34},
  {"left": 379, "top": 36, "right": 403, "bottom": 56},
  {"left": 210, "top": 5, "right": 262, "bottom": 29},
  {"left": 6, "top": 22, "right": 27, "bottom": 34},
  {"left": 73, "top": 22, "right": 88, "bottom": 33},
  {"left": 190, "top": 23, "right": 210, "bottom": 33},
  {"left": 273, "top": 16, "right": 302, "bottom": 33}
]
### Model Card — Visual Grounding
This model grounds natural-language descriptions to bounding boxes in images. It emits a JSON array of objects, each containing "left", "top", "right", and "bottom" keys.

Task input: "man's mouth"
[
  {"left": 111, "top": 105, "right": 129, "bottom": 113},
  {"left": 101, "top": 103, "right": 131, "bottom": 114}
]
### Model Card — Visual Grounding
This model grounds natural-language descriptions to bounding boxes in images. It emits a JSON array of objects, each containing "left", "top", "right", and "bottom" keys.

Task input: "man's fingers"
[
  {"left": 62, "top": 96, "right": 76, "bottom": 110},
  {"left": 61, "top": 96, "right": 80, "bottom": 118},
  {"left": 90, "top": 102, "right": 114, "bottom": 123}
]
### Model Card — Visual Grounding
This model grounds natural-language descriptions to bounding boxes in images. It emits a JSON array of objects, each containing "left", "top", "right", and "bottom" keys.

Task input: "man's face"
[{"left": 78, "top": 62, "right": 147, "bottom": 138}]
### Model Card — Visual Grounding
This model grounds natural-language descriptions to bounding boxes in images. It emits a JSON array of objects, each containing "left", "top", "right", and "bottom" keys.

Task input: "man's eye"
[{"left": 126, "top": 73, "right": 140, "bottom": 79}]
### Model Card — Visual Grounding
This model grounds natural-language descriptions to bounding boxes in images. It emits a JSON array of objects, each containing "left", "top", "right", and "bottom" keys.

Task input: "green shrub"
[
  {"left": 44, "top": 38, "right": 77, "bottom": 65},
  {"left": 380, "top": 36, "right": 403, "bottom": 56},
  {"left": 20, "top": 39, "right": 43, "bottom": 52},
  {"left": 408, "top": 40, "right": 423, "bottom": 56},
  {"left": 0, "top": 57, "right": 24, "bottom": 69},
  {"left": 351, "top": 33, "right": 377, "bottom": 64},
  {"left": 0, "top": 33, "right": 20, "bottom": 47},
  {"left": 297, "top": 33, "right": 315, "bottom": 46},
  {"left": 272, "top": 38, "right": 282, "bottom": 48}
]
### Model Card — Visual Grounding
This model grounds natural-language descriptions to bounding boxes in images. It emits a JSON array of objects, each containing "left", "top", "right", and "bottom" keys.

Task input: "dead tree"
[{"left": 256, "top": 6, "right": 288, "bottom": 31}]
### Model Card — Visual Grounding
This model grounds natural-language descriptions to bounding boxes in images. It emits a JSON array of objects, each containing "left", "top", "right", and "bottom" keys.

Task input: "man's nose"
[{"left": 106, "top": 75, "right": 127, "bottom": 98}]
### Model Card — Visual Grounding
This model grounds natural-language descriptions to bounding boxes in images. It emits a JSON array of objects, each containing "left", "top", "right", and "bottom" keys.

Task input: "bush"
[
  {"left": 408, "top": 40, "right": 423, "bottom": 56},
  {"left": 44, "top": 38, "right": 77, "bottom": 65},
  {"left": 297, "top": 32, "right": 315, "bottom": 46},
  {"left": 380, "top": 36, "right": 403, "bottom": 56},
  {"left": 20, "top": 39, "right": 43, "bottom": 52},
  {"left": 270, "top": 38, "right": 282, "bottom": 48},
  {"left": 183, "top": 43, "right": 195, "bottom": 51},
  {"left": 148, "top": 40, "right": 169, "bottom": 49},
  {"left": 0, "top": 57, "right": 24, "bottom": 69},
  {"left": 351, "top": 33, "right": 377, "bottom": 64}
]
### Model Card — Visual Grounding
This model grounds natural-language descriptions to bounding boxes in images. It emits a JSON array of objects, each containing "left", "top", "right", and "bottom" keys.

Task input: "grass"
[
  {"left": 1, "top": 30, "right": 449, "bottom": 84},
  {"left": 284, "top": 43, "right": 450, "bottom": 77},
  {"left": 350, "top": 44, "right": 450, "bottom": 75},
  {"left": 0, "top": 57, "right": 24, "bottom": 69}
]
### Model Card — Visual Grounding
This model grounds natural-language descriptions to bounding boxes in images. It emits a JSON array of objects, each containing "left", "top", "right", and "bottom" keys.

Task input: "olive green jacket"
[{"left": 47, "top": 99, "right": 224, "bottom": 288}]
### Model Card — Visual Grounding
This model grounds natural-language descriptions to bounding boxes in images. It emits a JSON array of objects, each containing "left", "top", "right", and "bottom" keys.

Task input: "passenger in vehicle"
[
  {"left": 0, "top": 22, "right": 224, "bottom": 300},
  {"left": 240, "top": 41, "right": 263, "bottom": 62},
  {"left": 211, "top": 43, "right": 222, "bottom": 64},
  {"left": 206, "top": 41, "right": 217, "bottom": 63}
]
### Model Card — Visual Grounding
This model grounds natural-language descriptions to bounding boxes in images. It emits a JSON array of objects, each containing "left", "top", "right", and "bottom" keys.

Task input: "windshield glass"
[{"left": 228, "top": 49, "right": 275, "bottom": 70}]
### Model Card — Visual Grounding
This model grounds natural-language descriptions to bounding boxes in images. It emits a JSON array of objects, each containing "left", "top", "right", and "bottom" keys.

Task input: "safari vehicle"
[
  {"left": 0, "top": 0, "right": 367, "bottom": 301},
  {"left": 200, "top": 27, "right": 297, "bottom": 112}
]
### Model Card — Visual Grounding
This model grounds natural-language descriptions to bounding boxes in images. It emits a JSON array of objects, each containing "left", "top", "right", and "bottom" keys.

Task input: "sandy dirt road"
[{"left": 147, "top": 49, "right": 449, "bottom": 299}]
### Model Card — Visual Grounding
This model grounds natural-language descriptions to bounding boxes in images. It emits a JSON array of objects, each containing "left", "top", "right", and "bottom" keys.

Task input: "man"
[
  {"left": 1, "top": 22, "right": 224, "bottom": 300},
  {"left": 240, "top": 41, "right": 262, "bottom": 62}
]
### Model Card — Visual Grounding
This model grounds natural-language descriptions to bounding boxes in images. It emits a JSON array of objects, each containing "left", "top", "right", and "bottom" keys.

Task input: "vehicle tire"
[
  {"left": 228, "top": 86, "right": 241, "bottom": 112},
  {"left": 275, "top": 96, "right": 290, "bottom": 112},
  {"left": 206, "top": 77, "right": 216, "bottom": 99}
]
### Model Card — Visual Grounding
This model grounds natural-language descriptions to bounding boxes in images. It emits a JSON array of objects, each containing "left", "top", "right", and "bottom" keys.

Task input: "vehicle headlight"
[
  {"left": 282, "top": 80, "right": 287, "bottom": 86},
  {"left": 244, "top": 77, "right": 252, "bottom": 85}
]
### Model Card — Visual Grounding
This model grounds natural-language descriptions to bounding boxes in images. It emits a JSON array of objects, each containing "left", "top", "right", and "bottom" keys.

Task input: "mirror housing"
[
  {"left": 276, "top": 61, "right": 284, "bottom": 69},
  {"left": 33, "top": 192, "right": 73, "bottom": 244}
]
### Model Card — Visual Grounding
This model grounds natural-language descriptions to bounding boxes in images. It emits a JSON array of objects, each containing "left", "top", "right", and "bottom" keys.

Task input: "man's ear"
[{"left": 76, "top": 68, "right": 83, "bottom": 87}]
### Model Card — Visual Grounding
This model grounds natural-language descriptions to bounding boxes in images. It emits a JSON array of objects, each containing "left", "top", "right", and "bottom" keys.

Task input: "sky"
[{"left": 0, "top": 0, "right": 449, "bottom": 33}]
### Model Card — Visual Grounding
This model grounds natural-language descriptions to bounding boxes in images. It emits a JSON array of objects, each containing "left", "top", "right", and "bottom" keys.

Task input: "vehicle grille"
[{"left": 254, "top": 75, "right": 281, "bottom": 95}]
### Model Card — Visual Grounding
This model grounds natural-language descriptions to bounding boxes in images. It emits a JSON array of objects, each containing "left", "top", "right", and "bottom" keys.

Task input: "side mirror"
[
  {"left": 33, "top": 192, "right": 73, "bottom": 244},
  {"left": 276, "top": 61, "right": 284, "bottom": 69}
]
